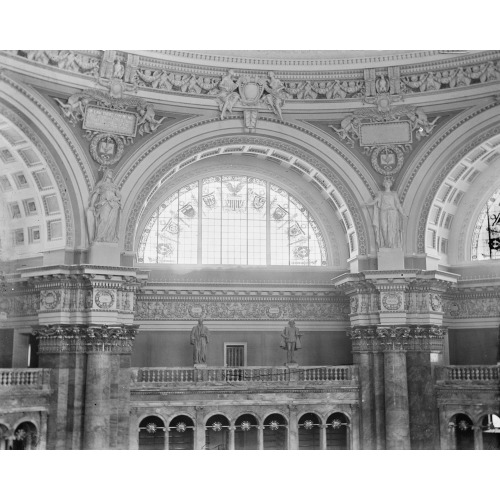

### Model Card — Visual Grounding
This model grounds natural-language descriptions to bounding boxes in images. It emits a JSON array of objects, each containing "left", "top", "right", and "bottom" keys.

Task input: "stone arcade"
[{"left": 0, "top": 50, "right": 499, "bottom": 450}]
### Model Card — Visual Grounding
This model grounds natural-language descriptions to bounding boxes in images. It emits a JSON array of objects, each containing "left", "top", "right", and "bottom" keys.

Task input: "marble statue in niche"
[
  {"left": 280, "top": 319, "right": 302, "bottom": 364},
  {"left": 86, "top": 169, "right": 122, "bottom": 244},
  {"left": 364, "top": 176, "right": 406, "bottom": 249},
  {"left": 190, "top": 319, "right": 210, "bottom": 365}
]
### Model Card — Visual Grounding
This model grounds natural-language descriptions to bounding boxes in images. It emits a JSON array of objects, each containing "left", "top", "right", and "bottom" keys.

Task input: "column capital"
[
  {"left": 348, "top": 324, "right": 446, "bottom": 352},
  {"left": 33, "top": 324, "right": 139, "bottom": 354}
]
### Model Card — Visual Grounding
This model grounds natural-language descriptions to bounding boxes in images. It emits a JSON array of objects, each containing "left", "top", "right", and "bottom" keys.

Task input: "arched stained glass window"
[
  {"left": 138, "top": 176, "right": 327, "bottom": 266},
  {"left": 472, "top": 188, "right": 500, "bottom": 260}
]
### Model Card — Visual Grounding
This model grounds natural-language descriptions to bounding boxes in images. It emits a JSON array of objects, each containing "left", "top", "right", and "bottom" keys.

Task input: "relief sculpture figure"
[
  {"left": 190, "top": 319, "right": 210, "bottom": 365},
  {"left": 86, "top": 169, "right": 122, "bottom": 244},
  {"left": 364, "top": 176, "right": 406, "bottom": 249}
]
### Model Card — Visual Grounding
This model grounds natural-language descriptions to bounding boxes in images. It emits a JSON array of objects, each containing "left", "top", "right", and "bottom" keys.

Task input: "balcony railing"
[
  {"left": 436, "top": 365, "right": 499, "bottom": 382},
  {"left": 132, "top": 365, "right": 356, "bottom": 385},
  {"left": 0, "top": 369, "right": 51, "bottom": 389}
]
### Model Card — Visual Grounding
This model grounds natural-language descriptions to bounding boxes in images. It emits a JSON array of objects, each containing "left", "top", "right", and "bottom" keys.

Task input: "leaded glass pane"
[
  {"left": 202, "top": 176, "right": 222, "bottom": 264},
  {"left": 138, "top": 176, "right": 327, "bottom": 266}
]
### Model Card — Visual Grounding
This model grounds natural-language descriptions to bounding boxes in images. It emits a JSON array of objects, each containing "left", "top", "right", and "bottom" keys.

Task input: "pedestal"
[
  {"left": 286, "top": 362, "right": 299, "bottom": 382},
  {"left": 377, "top": 248, "right": 405, "bottom": 270},
  {"left": 88, "top": 242, "right": 121, "bottom": 266}
]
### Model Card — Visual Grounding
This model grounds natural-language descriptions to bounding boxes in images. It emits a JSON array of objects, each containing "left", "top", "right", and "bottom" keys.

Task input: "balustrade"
[
  {"left": 132, "top": 365, "right": 354, "bottom": 385},
  {"left": 438, "top": 366, "right": 499, "bottom": 382},
  {"left": 0, "top": 369, "right": 51, "bottom": 388}
]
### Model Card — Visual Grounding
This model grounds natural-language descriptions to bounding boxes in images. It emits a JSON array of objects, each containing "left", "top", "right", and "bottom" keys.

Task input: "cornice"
[
  {"left": 5, "top": 50, "right": 500, "bottom": 104},
  {"left": 131, "top": 387, "right": 359, "bottom": 397}
]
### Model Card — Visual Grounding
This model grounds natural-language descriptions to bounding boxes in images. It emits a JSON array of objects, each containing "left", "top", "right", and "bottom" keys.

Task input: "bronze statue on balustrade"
[
  {"left": 191, "top": 319, "right": 210, "bottom": 365},
  {"left": 280, "top": 320, "right": 302, "bottom": 364}
]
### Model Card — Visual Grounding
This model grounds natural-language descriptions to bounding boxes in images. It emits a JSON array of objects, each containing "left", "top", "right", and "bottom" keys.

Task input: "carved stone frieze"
[
  {"left": 347, "top": 324, "right": 446, "bottom": 352},
  {"left": 6, "top": 51, "right": 500, "bottom": 103},
  {"left": 443, "top": 290, "right": 500, "bottom": 319},
  {"left": 34, "top": 324, "right": 138, "bottom": 354},
  {"left": 3, "top": 270, "right": 139, "bottom": 320},
  {"left": 135, "top": 294, "right": 349, "bottom": 322},
  {"left": 13, "top": 50, "right": 100, "bottom": 77}
]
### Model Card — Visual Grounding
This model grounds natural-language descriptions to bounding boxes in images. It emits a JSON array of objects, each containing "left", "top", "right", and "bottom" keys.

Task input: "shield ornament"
[
  {"left": 272, "top": 205, "right": 288, "bottom": 220},
  {"left": 202, "top": 192, "right": 216, "bottom": 208},
  {"left": 180, "top": 203, "right": 196, "bottom": 218},
  {"left": 252, "top": 194, "right": 266, "bottom": 210},
  {"left": 238, "top": 76, "right": 264, "bottom": 106},
  {"left": 289, "top": 222, "right": 305, "bottom": 238},
  {"left": 162, "top": 218, "right": 179, "bottom": 234}
]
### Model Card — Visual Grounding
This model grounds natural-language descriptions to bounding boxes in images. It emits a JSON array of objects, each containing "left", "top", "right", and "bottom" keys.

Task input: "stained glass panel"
[{"left": 138, "top": 176, "right": 327, "bottom": 266}]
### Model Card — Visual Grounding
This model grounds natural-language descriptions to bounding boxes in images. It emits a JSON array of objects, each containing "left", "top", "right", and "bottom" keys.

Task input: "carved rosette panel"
[
  {"left": 39, "top": 290, "right": 61, "bottom": 311},
  {"left": 94, "top": 289, "right": 115, "bottom": 309},
  {"left": 34, "top": 324, "right": 138, "bottom": 354},
  {"left": 380, "top": 292, "right": 404, "bottom": 312},
  {"left": 347, "top": 325, "right": 446, "bottom": 352},
  {"left": 135, "top": 296, "right": 349, "bottom": 322}
]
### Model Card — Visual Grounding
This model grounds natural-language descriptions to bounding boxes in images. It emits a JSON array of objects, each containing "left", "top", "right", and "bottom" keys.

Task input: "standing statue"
[
  {"left": 280, "top": 320, "right": 302, "bottom": 364},
  {"left": 86, "top": 169, "right": 122, "bottom": 244},
  {"left": 364, "top": 176, "right": 406, "bottom": 249},
  {"left": 190, "top": 319, "right": 210, "bottom": 365}
]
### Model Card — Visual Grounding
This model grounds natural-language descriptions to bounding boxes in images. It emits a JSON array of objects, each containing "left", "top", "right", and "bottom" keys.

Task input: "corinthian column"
[
  {"left": 378, "top": 326, "right": 411, "bottom": 450},
  {"left": 83, "top": 325, "right": 137, "bottom": 450}
]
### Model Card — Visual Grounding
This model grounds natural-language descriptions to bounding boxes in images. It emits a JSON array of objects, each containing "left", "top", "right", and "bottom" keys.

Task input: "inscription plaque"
[
  {"left": 360, "top": 121, "right": 412, "bottom": 146},
  {"left": 83, "top": 105, "right": 138, "bottom": 137}
]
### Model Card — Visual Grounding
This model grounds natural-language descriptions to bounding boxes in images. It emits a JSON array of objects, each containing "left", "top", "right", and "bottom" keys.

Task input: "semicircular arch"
[{"left": 118, "top": 119, "right": 377, "bottom": 261}]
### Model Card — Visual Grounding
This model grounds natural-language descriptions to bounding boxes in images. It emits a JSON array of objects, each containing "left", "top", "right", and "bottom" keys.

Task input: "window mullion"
[
  {"left": 266, "top": 181, "right": 271, "bottom": 265},
  {"left": 220, "top": 177, "right": 223, "bottom": 265},
  {"left": 156, "top": 208, "right": 159, "bottom": 264},
  {"left": 198, "top": 181, "right": 202, "bottom": 264}
]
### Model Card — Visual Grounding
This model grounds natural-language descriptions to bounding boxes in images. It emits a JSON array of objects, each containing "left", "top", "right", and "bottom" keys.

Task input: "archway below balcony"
[
  {"left": 205, "top": 414, "right": 230, "bottom": 450},
  {"left": 298, "top": 412, "right": 321, "bottom": 450},
  {"left": 480, "top": 413, "right": 500, "bottom": 450},
  {"left": 449, "top": 413, "right": 474, "bottom": 450},
  {"left": 12, "top": 421, "right": 38, "bottom": 450},
  {"left": 138, "top": 416, "right": 166, "bottom": 450},
  {"left": 326, "top": 412, "right": 350, "bottom": 450},
  {"left": 263, "top": 413, "right": 288, "bottom": 450},
  {"left": 234, "top": 414, "right": 259, "bottom": 450},
  {"left": 168, "top": 415, "right": 195, "bottom": 450}
]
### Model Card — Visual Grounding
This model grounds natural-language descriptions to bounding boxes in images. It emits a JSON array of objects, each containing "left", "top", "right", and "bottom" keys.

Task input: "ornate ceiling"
[{"left": 0, "top": 50, "right": 499, "bottom": 270}]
